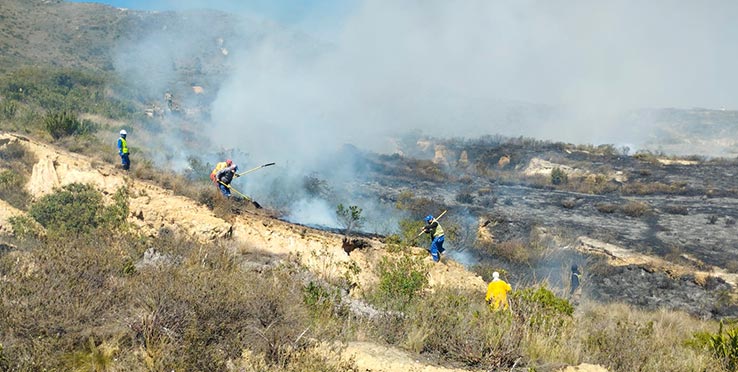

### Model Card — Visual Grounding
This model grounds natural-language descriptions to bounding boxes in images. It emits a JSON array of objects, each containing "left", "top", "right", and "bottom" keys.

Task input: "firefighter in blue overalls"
[{"left": 422, "top": 215, "right": 445, "bottom": 262}]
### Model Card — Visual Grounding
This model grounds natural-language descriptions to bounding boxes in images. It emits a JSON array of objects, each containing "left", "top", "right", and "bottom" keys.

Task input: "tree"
[
  {"left": 551, "top": 167, "right": 568, "bottom": 185},
  {"left": 335, "top": 204, "right": 364, "bottom": 238}
]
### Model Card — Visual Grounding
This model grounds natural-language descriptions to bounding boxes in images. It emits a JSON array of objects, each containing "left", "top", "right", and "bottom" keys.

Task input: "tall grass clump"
[
  {"left": 578, "top": 303, "right": 724, "bottom": 372},
  {"left": 405, "top": 287, "right": 523, "bottom": 368}
]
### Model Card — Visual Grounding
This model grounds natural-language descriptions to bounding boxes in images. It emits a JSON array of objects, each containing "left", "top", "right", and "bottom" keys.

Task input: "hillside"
[
  {"left": 1, "top": 132, "right": 730, "bottom": 371},
  {"left": 0, "top": 132, "right": 495, "bottom": 371},
  {"left": 1, "top": 1, "right": 738, "bottom": 370}
]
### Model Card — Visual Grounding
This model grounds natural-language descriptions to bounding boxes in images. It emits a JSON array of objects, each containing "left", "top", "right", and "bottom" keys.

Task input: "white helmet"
[{"left": 120, "top": 129, "right": 127, "bottom": 135}]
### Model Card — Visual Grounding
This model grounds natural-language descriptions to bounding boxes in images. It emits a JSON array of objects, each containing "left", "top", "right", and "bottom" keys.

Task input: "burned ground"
[{"left": 351, "top": 136, "right": 738, "bottom": 318}]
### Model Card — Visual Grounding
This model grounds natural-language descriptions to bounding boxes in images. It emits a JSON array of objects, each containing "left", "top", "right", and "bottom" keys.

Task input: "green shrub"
[
  {"left": 43, "top": 111, "right": 95, "bottom": 140},
  {"left": 336, "top": 204, "right": 364, "bottom": 237},
  {"left": 398, "top": 218, "right": 426, "bottom": 245},
  {"left": 551, "top": 167, "right": 568, "bottom": 185},
  {"left": 29, "top": 183, "right": 127, "bottom": 235},
  {"left": 691, "top": 322, "right": 738, "bottom": 371},
  {"left": 62, "top": 336, "right": 118, "bottom": 372},
  {"left": 0, "top": 140, "right": 29, "bottom": 161},
  {"left": 0, "top": 100, "right": 17, "bottom": 119},
  {"left": 8, "top": 215, "right": 44, "bottom": 240},
  {"left": 369, "top": 253, "right": 428, "bottom": 311},
  {"left": 303, "top": 281, "right": 339, "bottom": 315},
  {"left": 0, "top": 67, "right": 135, "bottom": 118},
  {"left": 510, "top": 286, "right": 573, "bottom": 330}
]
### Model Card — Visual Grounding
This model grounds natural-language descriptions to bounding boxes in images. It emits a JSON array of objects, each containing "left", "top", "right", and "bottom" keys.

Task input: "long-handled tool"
[
  {"left": 416, "top": 209, "right": 448, "bottom": 237},
  {"left": 218, "top": 181, "right": 264, "bottom": 208},
  {"left": 218, "top": 181, "right": 251, "bottom": 201},
  {"left": 236, "top": 162, "right": 275, "bottom": 177}
]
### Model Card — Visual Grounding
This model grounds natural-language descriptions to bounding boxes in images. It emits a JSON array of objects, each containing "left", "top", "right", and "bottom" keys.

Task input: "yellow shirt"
[
  {"left": 485, "top": 279, "right": 512, "bottom": 310},
  {"left": 211, "top": 161, "right": 228, "bottom": 176}
]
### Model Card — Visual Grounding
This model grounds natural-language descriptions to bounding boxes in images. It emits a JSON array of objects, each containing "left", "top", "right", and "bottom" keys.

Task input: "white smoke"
[
  {"left": 210, "top": 0, "right": 738, "bottom": 157},
  {"left": 110, "top": 0, "right": 738, "bottom": 228}
]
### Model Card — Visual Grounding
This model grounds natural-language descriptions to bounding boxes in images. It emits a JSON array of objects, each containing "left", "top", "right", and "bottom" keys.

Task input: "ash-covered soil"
[{"left": 347, "top": 137, "right": 738, "bottom": 318}]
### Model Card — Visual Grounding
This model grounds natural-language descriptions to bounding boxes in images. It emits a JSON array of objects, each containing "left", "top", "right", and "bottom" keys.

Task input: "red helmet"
[{"left": 226, "top": 159, "right": 233, "bottom": 166}]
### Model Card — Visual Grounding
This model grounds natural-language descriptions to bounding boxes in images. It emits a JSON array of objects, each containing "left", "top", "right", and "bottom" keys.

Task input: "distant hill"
[{"left": 0, "top": 0, "right": 242, "bottom": 94}]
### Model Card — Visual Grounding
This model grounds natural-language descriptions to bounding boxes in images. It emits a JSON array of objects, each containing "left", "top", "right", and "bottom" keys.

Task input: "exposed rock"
[
  {"left": 524, "top": 158, "right": 581, "bottom": 177},
  {"left": 498, "top": 154, "right": 510, "bottom": 168},
  {"left": 135, "top": 247, "right": 176, "bottom": 269},
  {"left": 28, "top": 155, "right": 60, "bottom": 197},
  {"left": 433, "top": 144, "right": 450, "bottom": 166},
  {"left": 344, "top": 341, "right": 476, "bottom": 372},
  {"left": 657, "top": 158, "right": 699, "bottom": 166},
  {"left": 558, "top": 364, "right": 609, "bottom": 372},
  {"left": 477, "top": 218, "right": 495, "bottom": 244},
  {"left": 457, "top": 150, "right": 469, "bottom": 167}
]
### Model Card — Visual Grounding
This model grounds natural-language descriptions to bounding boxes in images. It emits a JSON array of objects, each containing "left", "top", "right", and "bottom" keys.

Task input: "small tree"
[
  {"left": 335, "top": 204, "right": 364, "bottom": 238},
  {"left": 551, "top": 167, "right": 568, "bottom": 185}
]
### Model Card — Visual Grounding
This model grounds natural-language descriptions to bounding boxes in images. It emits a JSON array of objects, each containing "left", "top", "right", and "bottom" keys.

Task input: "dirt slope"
[{"left": 1, "top": 133, "right": 497, "bottom": 371}]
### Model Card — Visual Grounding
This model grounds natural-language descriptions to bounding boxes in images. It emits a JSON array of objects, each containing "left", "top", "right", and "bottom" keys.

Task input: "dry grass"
[
  {"left": 576, "top": 302, "right": 724, "bottom": 372},
  {"left": 0, "top": 230, "right": 356, "bottom": 371}
]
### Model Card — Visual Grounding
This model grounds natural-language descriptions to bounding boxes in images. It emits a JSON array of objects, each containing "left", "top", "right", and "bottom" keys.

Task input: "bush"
[
  {"left": 8, "top": 215, "right": 44, "bottom": 240},
  {"left": 621, "top": 201, "right": 652, "bottom": 217},
  {"left": 29, "top": 183, "right": 127, "bottom": 235},
  {"left": 595, "top": 203, "right": 618, "bottom": 214},
  {"left": 406, "top": 288, "right": 523, "bottom": 368},
  {"left": 397, "top": 218, "right": 426, "bottom": 246},
  {"left": 0, "top": 100, "right": 17, "bottom": 120},
  {"left": 336, "top": 204, "right": 364, "bottom": 237},
  {"left": 43, "top": 111, "right": 95, "bottom": 140},
  {"left": 551, "top": 167, "right": 568, "bottom": 185},
  {"left": 691, "top": 322, "right": 738, "bottom": 371},
  {"left": 510, "top": 286, "right": 574, "bottom": 330},
  {"left": 477, "top": 240, "right": 537, "bottom": 265},
  {"left": 394, "top": 190, "right": 447, "bottom": 220},
  {"left": 369, "top": 253, "right": 428, "bottom": 311},
  {"left": 455, "top": 191, "right": 475, "bottom": 204},
  {"left": 664, "top": 205, "right": 689, "bottom": 215}
]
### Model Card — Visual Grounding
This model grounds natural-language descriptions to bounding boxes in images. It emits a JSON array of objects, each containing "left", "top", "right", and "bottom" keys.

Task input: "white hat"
[
  {"left": 492, "top": 271, "right": 499, "bottom": 280},
  {"left": 120, "top": 129, "right": 127, "bottom": 135}
]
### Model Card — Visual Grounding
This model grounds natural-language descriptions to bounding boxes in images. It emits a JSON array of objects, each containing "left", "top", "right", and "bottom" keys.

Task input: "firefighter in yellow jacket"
[
  {"left": 485, "top": 271, "right": 512, "bottom": 310},
  {"left": 210, "top": 159, "right": 232, "bottom": 185}
]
